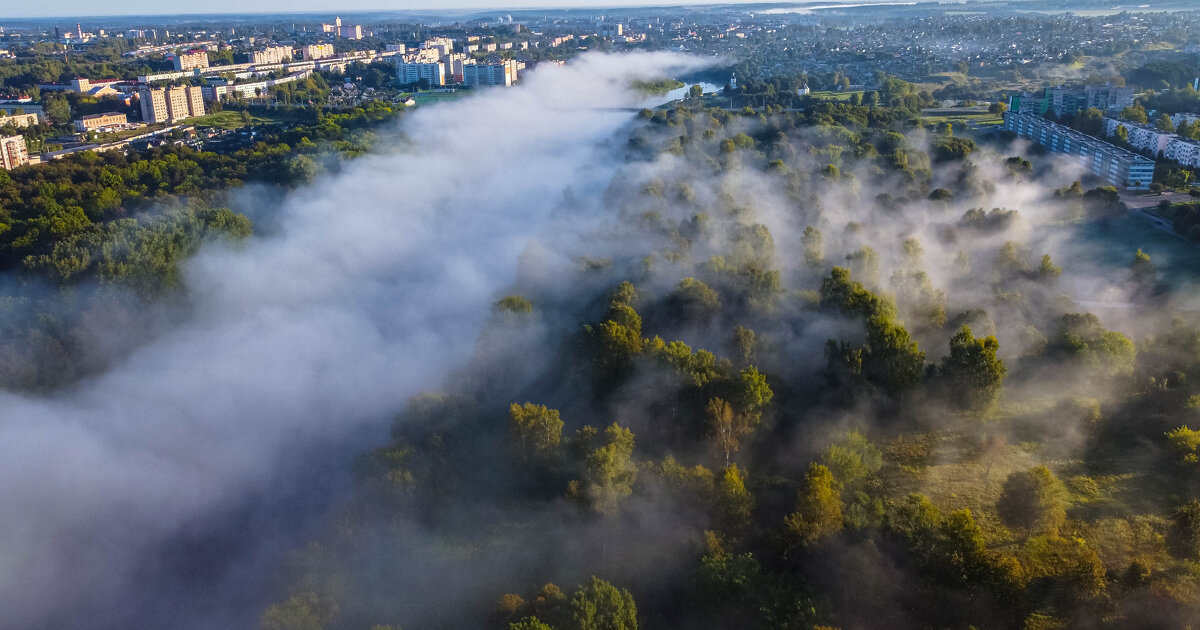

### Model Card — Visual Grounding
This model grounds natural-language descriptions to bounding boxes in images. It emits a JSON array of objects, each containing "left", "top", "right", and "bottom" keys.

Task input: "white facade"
[
  {"left": 0, "top": 135, "right": 27, "bottom": 170},
  {"left": 302, "top": 44, "right": 334, "bottom": 61},
  {"left": 1165, "top": 138, "right": 1200, "bottom": 168},
  {"left": 1104, "top": 116, "right": 1177, "bottom": 156},
  {"left": 397, "top": 62, "right": 446, "bottom": 86},
  {"left": 462, "top": 61, "right": 518, "bottom": 87}
]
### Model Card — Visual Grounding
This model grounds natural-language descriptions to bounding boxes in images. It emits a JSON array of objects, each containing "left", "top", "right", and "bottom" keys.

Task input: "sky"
[
  {"left": 13, "top": 0, "right": 695, "bottom": 19},
  {"left": 2, "top": 0, "right": 801, "bottom": 20}
]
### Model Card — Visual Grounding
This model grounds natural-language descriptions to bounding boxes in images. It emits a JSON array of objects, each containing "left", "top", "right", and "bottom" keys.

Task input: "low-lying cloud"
[{"left": 0, "top": 51, "right": 708, "bottom": 630}]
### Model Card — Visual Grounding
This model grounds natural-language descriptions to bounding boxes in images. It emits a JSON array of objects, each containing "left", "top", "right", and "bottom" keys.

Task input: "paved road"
[{"left": 1121, "top": 190, "right": 1196, "bottom": 209}]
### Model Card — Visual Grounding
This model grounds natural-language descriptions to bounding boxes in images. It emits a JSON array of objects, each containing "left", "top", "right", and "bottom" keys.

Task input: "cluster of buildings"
[
  {"left": 139, "top": 85, "right": 206, "bottom": 123},
  {"left": 395, "top": 37, "right": 527, "bottom": 87},
  {"left": 320, "top": 17, "right": 363, "bottom": 41},
  {"left": 1009, "top": 83, "right": 1135, "bottom": 118},
  {"left": 1002, "top": 110, "right": 1155, "bottom": 190},
  {"left": 1101, "top": 115, "right": 1200, "bottom": 169}
]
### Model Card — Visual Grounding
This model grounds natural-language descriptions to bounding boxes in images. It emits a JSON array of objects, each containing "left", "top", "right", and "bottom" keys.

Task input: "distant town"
[{"left": 1, "top": 3, "right": 1199, "bottom": 194}]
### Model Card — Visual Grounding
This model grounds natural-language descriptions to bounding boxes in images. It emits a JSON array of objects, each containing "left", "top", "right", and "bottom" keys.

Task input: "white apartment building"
[
  {"left": 421, "top": 37, "right": 454, "bottom": 56},
  {"left": 0, "top": 112, "right": 40, "bottom": 128},
  {"left": 462, "top": 61, "right": 520, "bottom": 87},
  {"left": 1104, "top": 117, "right": 1177, "bottom": 156},
  {"left": 1171, "top": 113, "right": 1200, "bottom": 128},
  {"left": 172, "top": 50, "right": 209, "bottom": 71},
  {"left": 385, "top": 43, "right": 407, "bottom": 53},
  {"left": 1164, "top": 137, "right": 1200, "bottom": 168},
  {"left": 0, "top": 135, "right": 28, "bottom": 170},
  {"left": 250, "top": 46, "right": 292, "bottom": 65},
  {"left": 338, "top": 25, "right": 363, "bottom": 40},
  {"left": 139, "top": 85, "right": 205, "bottom": 123},
  {"left": 302, "top": 44, "right": 334, "bottom": 60},
  {"left": 397, "top": 62, "right": 446, "bottom": 86}
]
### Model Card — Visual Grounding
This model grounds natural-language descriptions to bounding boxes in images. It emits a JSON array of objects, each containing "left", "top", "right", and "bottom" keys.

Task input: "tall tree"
[{"left": 939, "top": 325, "right": 1007, "bottom": 413}]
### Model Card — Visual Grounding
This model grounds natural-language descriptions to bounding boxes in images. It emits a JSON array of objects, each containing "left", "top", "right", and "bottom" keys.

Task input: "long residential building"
[
  {"left": 250, "top": 46, "right": 292, "bottom": 65},
  {"left": 74, "top": 111, "right": 128, "bottom": 132},
  {"left": 172, "top": 50, "right": 209, "bottom": 71},
  {"left": 139, "top": 85, "right": 205, "bottom": 123},
  {"left": 302, "top": 44, "right": 334, "bottom": 60},
  {"left": 1003, "top": 111, "right": 1154, "bottom": 190},
  {"left": 1164, "top": 137, "right": 1200, "bottom": 168},
  {"left": 0, "top": 135, "right": 28, "bottom": 170},
  {"left": 0, "top": 112, "right": 40, "bottom": 128},
  {"left": 1103, "top": 117, "right": 1176, "bottom": 156}
]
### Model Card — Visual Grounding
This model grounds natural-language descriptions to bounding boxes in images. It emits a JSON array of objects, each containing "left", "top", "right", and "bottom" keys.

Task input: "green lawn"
[
  {"left": 188, "top": 109, "right": 297, "bottom": 129},
  {"left": 807, "top": 89, "right": 864, "bottom": 102}
]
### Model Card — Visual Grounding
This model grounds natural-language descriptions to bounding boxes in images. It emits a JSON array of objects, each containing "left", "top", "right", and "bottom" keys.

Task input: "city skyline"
[{"left": 4, "top": 0, "right": 937, "bottom": 20}]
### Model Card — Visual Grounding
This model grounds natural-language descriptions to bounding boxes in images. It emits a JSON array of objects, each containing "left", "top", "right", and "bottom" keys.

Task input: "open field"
[{"left": 188, "top": 109, "right": 301, "bottom": 129}]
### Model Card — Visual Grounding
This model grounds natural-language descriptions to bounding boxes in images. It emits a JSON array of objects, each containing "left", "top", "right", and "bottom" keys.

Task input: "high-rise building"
[
  {"left": 397, "top": 62, "right": 446, "bottom": 86},
  {"left": 462, "top": 61, "right": 520, "bottom": 87},
  {"left": 338, "top": 24, "right": 363, "bottom": 40},
  {"left": 0, "top": 135, "right": 28, "bottom": 170},
  {"left": 139, "top": 85, "right": 206, "bottom": 123},
  {"left": 1003, "top": 111, "right": 1154, "bottom": 190},
  {"left": 172, "top": 50, "right": 210, "bottom": 71}
]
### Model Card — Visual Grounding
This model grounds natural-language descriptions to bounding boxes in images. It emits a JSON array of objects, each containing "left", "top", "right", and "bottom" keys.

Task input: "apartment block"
[
  {"left": 338, "top": 25, "right": 363, "bottom": 40},
  {"left": 462, "top": 61, "right": 519, "bottom": 87},
  {"left": 1103, "top": 117, "right": 1177, "bottom": 156},
  {"left": 250, "top": 46, "right": 292, "bottom": 65},
  {"left": 1003, "top": 111, "right": 1154, "bottom": 190},
  {"left": 421, "top": 37, "right": 454, "bottom": 56},
  {"left": 139, "top": 85, "right": 205, "bottom": 123},
  {"left": 397, "top": 62, "right": 446, "bottom": 87},
  {"left": 1164, "top": 137, "right": 1200, "bottom": 168},
  {"left": 74, "top": 111, "right": 128, "bottom": 132},
  {"left": 0, "top": 135, "right": 28, "bottom": 170},
  {"left": 302, "top": 44, "right": 335, "bottom": 60},
  {"left": 172, "top": 50, "right": 209, "bottom": 71},
  {"left": 0, "top": 112, "right": 40, "bottom": 128}
]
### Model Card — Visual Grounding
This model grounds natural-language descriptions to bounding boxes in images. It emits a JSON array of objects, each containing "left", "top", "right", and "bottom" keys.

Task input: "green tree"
[
  {"left": 509, "top": 402, "right": 564, "bottom": 465},
  {"left": 569, "top": 576, "right": 638, "bottom": 630},
  {"left": 510, "top": 617, "right": 552, "bottom": 630},
  {"left": 1120, "top": 104, "right": 1149, "bottom": 124},
  {"left": 989, "top": 101, "right": 1008, "bottom": 114},
  {"left": 820, "top": 430, "right": 883, "bottom": 488},
  {"left": 1131, "top": 248, "right": 1155, "bottom": 285},
  {"left": 1156, "top": 112, "right": 1176, "bottom": 132},
  {"left": 784, "top": 463, "right": 844, "bottom": 545},
  {"left": 802, "top": 225, "right": 824, "bottom": 267},
  {"left": 1168, "top": 499, "right": 1200, "bottom": 560},
  {"left": 576, "top": 423, "right": 638, "bottom": 514},
  {"left": 996, "top": 467, "right": 1068, "bottom": 536},
  {"left": 715, "top": 464, "right": 754, "bottom": 533},
  {"left": 939, "top": 325, "right": 1007, "bottom": 413}
]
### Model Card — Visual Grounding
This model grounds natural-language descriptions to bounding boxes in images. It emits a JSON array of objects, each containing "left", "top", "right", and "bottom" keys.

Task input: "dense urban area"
[{"left": 5, "top": 1, "right": 1200, "bottom": 630}]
